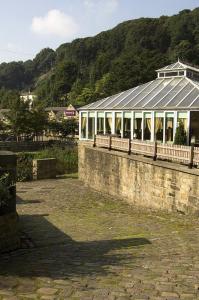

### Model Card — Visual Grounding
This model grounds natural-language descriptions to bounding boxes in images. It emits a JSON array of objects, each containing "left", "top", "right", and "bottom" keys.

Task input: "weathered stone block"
[{"left": 33, "top": 158, "right": 57, "bottom": 180}]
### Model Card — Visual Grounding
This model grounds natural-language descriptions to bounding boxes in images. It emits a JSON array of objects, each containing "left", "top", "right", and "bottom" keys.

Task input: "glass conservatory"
[{"left": 79, "top": 61, "right": 199, "bottom": 145}]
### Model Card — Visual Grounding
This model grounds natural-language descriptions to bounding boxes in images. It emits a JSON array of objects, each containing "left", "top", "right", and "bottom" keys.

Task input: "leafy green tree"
[
  {"left": 6, "top": 97, "right": 32, "bottom": 140},
  {"left": 29, "top": 108, "right": 48, "bottom": 139},
  {"left": 6, "top": 96, "right": 47, "bottom": 140},
  {"left": 174, "top": 121, "right": 187, "bottom": 145},
  {"left": 76, "top": 87, "right": 96, "bottom": 106},
  {"left": 48, "top": 119, "right": 78, "bottom": 138},
  {"left": 1, "top": 8, "right": 199, "bottom": 106},
  {"left": 33, "top": 48, "right": 56, "bottom": 76},
  {"left": 59, "top": 119, "right": 78, "bottom": 138}
]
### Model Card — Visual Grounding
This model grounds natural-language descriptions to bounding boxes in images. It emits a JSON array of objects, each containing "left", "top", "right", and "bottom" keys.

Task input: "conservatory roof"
[
  {"left": 80, "top": 63, "right": 199, "bottom": 111},
  {"left": 156, "top": 61, "right": 199, "bottom": 73}
]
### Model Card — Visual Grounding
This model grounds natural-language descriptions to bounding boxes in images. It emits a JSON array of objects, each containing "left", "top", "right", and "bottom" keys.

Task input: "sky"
[{"left": 0, "top": 0, "right": 198, "bottom": 63}]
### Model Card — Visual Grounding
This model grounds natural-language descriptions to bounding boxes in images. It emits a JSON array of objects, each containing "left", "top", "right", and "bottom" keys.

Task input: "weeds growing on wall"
[
  {"left": 17, "top": 152, "right": 34, "bottom": 182},
  {"left": 35, "top": 146, "right": 78, "bottom": 175}
]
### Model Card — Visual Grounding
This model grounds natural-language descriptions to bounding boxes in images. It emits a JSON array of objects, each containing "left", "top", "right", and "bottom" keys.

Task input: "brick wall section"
[
  {"left": 79, "top": 142, "right": 199, "bottom": 214},
  {"left": 33, "top": 158, "right": 57, "bottom": 180},
  {"left": 0, "top": 212, "right": 20, "bottom": 252}
]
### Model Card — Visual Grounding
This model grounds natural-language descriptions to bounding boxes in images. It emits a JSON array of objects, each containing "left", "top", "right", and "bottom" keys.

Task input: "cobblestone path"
[{"left": 0, "top": 175, "right": 199, "bottom": 299}]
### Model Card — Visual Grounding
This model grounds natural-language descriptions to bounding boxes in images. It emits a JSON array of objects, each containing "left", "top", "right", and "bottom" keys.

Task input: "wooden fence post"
[
  {"left": 108, "top": 135, "right": 112, "bottom": 151},
  {"left": 128, "top": 138, "right": 131, "bottom": 155},
  {"left": 93, "top": 135, "right": 96, "bottom": 147},
  {"left": 153, "top": 141, "right": 157, "bottom": 161},
  {"left": 188, "top": 145, "right": 194, "bottom": 169}
]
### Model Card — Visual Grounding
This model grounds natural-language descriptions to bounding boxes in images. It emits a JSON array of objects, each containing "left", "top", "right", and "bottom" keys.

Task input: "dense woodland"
[{"left": 0, "top": 8, "right": 199, "bottom": 108}]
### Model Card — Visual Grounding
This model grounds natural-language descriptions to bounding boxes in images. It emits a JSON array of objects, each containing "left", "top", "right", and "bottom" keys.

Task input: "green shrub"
[
  {"left": 35, "top": 146, "right": 78, "bottom": 175},
  {"left": 16, "top": 147, "right": 78, "bottom": 181},
  {"left": 17, "top": 152, "right": 34, "bottom": 182},
  {"left": 174, "top": 121, "right": 187, "bottom": 145}
]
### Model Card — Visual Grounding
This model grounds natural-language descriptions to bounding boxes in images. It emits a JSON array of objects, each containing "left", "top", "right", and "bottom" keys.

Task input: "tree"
[
  {"left": 6, "top": 97, "right": 32, "bottom": 140},
  {"left": 174, "top": 121, "right": 187, "bottom": 145},
  {"left": 76, "top": 87, "right": 96, "bottom": 106},
  {"left": 58, "top": 119, "right": 78, "bottom": 138},
  {"left": 6, "top": 95, "right": 47, "bottom": 140},
  {"left": 29, "top": 108, "right": 48, "bottom": 139}
]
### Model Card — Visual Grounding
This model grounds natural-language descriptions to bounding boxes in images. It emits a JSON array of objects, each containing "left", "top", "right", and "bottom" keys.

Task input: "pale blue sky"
[{"left": 0, "top": 0, "right": 198, "bottom": 62}]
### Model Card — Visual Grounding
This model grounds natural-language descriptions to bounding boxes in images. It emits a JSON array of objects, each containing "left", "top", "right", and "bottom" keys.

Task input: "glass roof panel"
[
  {"left": 136, "top": 79, "right": 172, "bottom": 108},
  {"left": 124, "top": 80, "right": 161, "bottom": 109},
  {"left": 152, "top": 78, "right": 187, "bottom": 108},
  {"left": 178, "top": 89, "right": 199, "bottom": 107},
  {"left": 82, "top": 96, "right": 109, "bottom": 109},
  {"left": 106, "top": 87, "right": 136, "bottom": 109},
  {"left": 115, "top": 82, "right": 151, "bottom": 109},
  {"left": 187, "top": 96, "right": 199, "bottom": 109},
  {"left": 93, "top": 93, "right": 122, "bottom": 109},
  {"left": 144, "top": 78, "right": 181, "bottom": 108},
  {"left": 164, "top": 82, "right": 193, "bottom": 107},
  {"left": 189, "top": 96, "right": 199, "bottom": 108}
]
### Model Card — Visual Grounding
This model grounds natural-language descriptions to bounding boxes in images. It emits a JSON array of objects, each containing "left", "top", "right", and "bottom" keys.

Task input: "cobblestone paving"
[{"left": 0, "top": 175, "right": 199, "bottom": 299}]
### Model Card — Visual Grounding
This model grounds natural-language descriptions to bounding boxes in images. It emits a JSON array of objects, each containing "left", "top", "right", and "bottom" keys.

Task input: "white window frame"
[{"left": 79, "top": 111, "right": 88, "bottom": 140}]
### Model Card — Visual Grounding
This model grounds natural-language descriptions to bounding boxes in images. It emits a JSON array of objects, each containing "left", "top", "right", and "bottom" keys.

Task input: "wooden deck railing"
[{"left": 94, "top": 135, "right": 199, "bottom": 168}]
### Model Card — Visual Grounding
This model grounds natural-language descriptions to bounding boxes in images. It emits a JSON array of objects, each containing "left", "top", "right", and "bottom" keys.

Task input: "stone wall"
[
  {"left": 79, "top": 142, "right": 199, "bottom": 214},
  {"left": 0, "top": 212, "right": 20, "bottom": 252},
  {"left": 33, "top": 158, "right": 57, "bottom": 180}
]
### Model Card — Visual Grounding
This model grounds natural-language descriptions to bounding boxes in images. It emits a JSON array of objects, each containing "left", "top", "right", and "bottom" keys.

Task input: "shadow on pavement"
[{"left": 0, "top": 214, "right": 151, "bottom": 280}]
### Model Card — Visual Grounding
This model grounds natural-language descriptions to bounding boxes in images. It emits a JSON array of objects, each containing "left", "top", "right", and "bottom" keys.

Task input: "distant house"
[
  {"left": 20, "top": 92, "right": 36, "bottom": 109},
  {"left": 45, "top": 104, "right": 79, "bottom": 122},
  {"left": 79, "top": 60, "right": 199, "bottom": 145}
]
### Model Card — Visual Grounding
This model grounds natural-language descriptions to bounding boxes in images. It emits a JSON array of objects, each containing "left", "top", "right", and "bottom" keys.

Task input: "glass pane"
[
  {"left": 165, "top": 115, "right": 174, "bottom": 142},
  {"left": 144, "top": 113, "right": 151, "bottom": 140},
  {"left": 124, "top": 112, "right": 132, "bottom": 118},
  {"left": 155, "top": 117, "right": 164, "bottom": 142},
  {"left": 124, "top": 118, "right": 131, "bottom": 138},
  {"left": 81, "top": 116, "right": 87, "bottom": 139},
  {"left": 105, "top": 114, "right": 112, "bottom": 134},
  {"left": 134, "top": 118, "right": 142, "bottom": 140},
  {"left": 115, "top": 113, "right": 122, "bottom": 135},
  {"left": 177, "top": 118, "right": 188, "bottom": 133},
  {"left": 97, "top": 117, "right": 104, "bottom": 134},
  {"left": 88, "top": 117, "right": 95, "bottom": 139},
  {"left": 178, "top": 112, "right": 187, "bottom": 118}
]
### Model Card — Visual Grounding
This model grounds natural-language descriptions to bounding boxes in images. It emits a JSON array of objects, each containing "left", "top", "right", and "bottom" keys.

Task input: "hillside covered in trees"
[{"left": 0, "top": 7, "right": 199, "bottom": 108}]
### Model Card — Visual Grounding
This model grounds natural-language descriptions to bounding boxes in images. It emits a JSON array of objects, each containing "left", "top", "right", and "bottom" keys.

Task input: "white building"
[{"left": 79, "top": 61, "right": 199, "bottom": 145}]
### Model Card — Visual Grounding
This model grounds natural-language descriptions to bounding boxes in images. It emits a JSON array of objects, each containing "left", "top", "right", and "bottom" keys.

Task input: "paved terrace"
[{"left": 0, "top": 176, "right": 199, "bottom": 299}]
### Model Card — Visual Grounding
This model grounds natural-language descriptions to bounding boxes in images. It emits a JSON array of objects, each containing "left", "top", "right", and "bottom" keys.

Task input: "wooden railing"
[{"left": 94, "top": 135, "right": 199, "bottom": 168}]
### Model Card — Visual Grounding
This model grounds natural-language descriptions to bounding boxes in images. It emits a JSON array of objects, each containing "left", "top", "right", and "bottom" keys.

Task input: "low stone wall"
[
  {"left": 79, "top": 142, "right": 199, "bottom": 214},
  {"left": 33, "top": 158, "right": 57, "bottom": 180},
  {"left": 0, "top": 140, "right": 77, "bottom": 153}
]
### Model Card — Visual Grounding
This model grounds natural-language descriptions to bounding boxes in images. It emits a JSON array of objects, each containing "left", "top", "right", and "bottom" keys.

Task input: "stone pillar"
[
  {"left": 0, "top": 151, "right": 20, "bottom": 253},
  {"left": 33, "top": 158, "right": 57, "bottom": 180}
]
